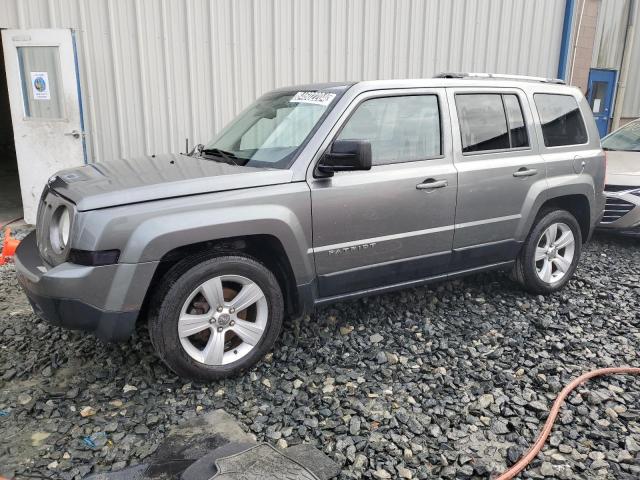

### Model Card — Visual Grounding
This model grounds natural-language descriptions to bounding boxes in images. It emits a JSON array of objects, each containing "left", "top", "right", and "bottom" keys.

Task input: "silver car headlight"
[{"left": 50, "top": 206, "right": 72, "bottom": 253}]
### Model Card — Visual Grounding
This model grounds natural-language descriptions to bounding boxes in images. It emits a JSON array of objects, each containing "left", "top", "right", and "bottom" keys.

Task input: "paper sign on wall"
[{"left": 30, "top": 72, "right": 50, "bottom": 100}]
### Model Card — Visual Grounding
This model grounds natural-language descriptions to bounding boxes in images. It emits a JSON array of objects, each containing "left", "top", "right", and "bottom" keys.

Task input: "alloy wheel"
[
  {"left": 178, "top": 275, "right": 268, "bottom": 365},
  {"left": 535, "top": 222, "right": 575, "bottom": 284}
]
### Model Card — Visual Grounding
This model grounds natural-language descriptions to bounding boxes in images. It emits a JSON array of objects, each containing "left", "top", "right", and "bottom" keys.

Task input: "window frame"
[
  {"left": 533, "top": 93, "right": 590, "bottom": 149},
  {"left": 455, "top": 92, "right": 532, "bottom": 156},
  {"left": 327, "top": 93, "right": 445, "bottom": 167}
]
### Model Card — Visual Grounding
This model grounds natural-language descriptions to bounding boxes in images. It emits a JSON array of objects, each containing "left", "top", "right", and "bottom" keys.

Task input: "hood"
[
  {"left": 605, "top": 150, "right": 640, "bottom": 187},
  {"left": 49, "top": 153, "right": 294, "bottom": 211}
]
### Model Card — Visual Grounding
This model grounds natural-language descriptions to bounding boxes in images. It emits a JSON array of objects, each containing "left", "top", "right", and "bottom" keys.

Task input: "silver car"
[
  {"left": 14, "top": 74, "right": 605, "bottom": 381},
  {"left": 599, "top": 119, "right": 640, "bottom": 233}
]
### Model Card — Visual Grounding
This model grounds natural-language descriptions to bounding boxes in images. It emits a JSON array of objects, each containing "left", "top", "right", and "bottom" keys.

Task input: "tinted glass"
[
  {"left": 456, "top": 94, "right": 510, "bottom": 153},
  {"left": 535, "top": 94, "right": 588, "bottom": 147},
  {"left": 503, "top": 94, "right": 529, "bottom": 148},
  {"left": 602, "top": 120, "right": 640, "bottom": 152},
  {"left": 337, "top": 95, "right": 441, "bottom": 165}
]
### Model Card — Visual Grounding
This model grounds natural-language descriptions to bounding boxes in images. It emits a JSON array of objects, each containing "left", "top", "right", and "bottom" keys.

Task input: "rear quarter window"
[{"left": 534, "top": 93, "right": 588, "bottom": 147}]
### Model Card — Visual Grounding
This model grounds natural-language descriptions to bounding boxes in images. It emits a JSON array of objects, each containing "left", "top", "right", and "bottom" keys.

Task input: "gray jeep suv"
[{"left": 15, "top": 75, "right": 605, "bottom": 381}]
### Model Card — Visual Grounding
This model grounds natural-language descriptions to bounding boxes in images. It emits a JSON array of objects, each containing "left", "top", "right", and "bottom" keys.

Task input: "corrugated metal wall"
[
  {"left": 1, "top": 0, "right": 566, "bottom": 163},
  {"left": 592, "top": 0, "right": 640, "bottom": 118}
]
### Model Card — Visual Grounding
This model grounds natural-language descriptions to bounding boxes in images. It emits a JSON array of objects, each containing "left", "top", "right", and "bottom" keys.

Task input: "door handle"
[
  {"left": 416, "top": 179, "right": 448, "bottom": 190},
  {"left": 513, "top": 167, "right": 538, "bottom": 178},
  {"left": 64, "top": 130, "right": 84, "bottom": 139}
]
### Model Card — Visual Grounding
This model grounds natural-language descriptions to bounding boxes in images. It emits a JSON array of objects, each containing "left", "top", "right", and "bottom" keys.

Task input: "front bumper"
[
  {"left": 598, "top": 191, "right": 640, "bottom": 230},
  {"left": 14, "top": 231, "right": 157, "bottom": 342}
]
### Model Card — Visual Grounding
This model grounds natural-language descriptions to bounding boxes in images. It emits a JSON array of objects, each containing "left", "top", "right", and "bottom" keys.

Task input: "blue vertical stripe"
[
  {"left": 557, "top": 0, "right": 575, "bottom": 80},
  {"left": 71, "top": 29, "right": 88, "bottom": 164}
]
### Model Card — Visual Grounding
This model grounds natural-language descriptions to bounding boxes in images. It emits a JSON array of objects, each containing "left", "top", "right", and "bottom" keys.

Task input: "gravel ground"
[{"left": 1, "top": 230, "right": 639, "bottom": 480}]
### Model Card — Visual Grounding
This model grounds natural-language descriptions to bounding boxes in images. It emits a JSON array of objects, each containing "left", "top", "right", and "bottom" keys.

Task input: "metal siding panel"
[
  {"left": 2, "top": 0, "right": 569, "bottom": 164},
  {"left": 593, "top": 0, "right": 628, "bottom": 68},
  {"left": 622, "top": 12, "right": 640, "bottom": 118}
]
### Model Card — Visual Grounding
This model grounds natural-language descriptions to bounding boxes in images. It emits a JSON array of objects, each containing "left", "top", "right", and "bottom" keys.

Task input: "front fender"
[{"left": 73, "top": 183, "right": 315, "bottom": 285}]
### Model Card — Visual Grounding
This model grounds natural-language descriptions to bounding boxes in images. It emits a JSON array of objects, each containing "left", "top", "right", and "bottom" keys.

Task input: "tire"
[
  {"left": 512, "top": 209, "right": 582, "bottom": 294},
  {"left": 148, "top": 253, "right": 284, "bottom": 381}
]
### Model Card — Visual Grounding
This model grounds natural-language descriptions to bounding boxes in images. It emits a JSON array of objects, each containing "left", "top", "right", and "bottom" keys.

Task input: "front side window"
[
  {"left": 535, "top": 94, "right": 588, "bottom": 147},
  {"left": 204, "top": 90, "right": 338, "bottom": 169},
  {"left": 602, "top": 120, "right": 640, "bottom": 152},
  {"left": 336, "top": 95, "right": 441, "bottom": 165}
]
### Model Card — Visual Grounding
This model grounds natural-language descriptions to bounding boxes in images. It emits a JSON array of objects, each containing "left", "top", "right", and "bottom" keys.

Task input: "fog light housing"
[{"left": 69, "top": 249, "right": 120, "bottom": 266}]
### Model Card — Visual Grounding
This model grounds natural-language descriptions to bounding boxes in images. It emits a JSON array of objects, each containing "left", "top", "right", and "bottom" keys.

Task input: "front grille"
[{"left": 601, "top": 197, "right": 635, "bottom": 224}]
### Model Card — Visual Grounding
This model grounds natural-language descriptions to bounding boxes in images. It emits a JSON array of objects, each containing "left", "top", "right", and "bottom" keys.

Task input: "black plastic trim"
[
  {"left": 19, "top": 286, "right": 138, "bottom": 343},
  {"left": 317, "top": 251, "right": 451, "bottom": 297}
]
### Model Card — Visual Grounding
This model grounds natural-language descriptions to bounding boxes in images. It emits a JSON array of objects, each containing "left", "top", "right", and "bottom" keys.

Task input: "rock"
[
  {"left": 386, "top": 352, "right": 399, "bottom": 364},
  {"left": 353, "top": 454, "right": 367, "bottom": 469},
  {"left": 80, "top": 406, "right": 96, "bottom": 417},
  {"left": 349, "top": 416, "right": 361, "bottom": 436},
  {"left": 369, "top": 333, "right": 384, "bottom": 344},
  {"left": 322, "top": 384, "right": 334, "bottom": 394},
  {"left": 122, "top": 384, "right": 137, "bottom": 393},
  {"left": 626, "top": 437, "right": 640, "bottom": 453},
  {"left": 397, "top": 466, "right": 412, "bottom": 478},
  {"left": 478, "top": 394, "right": 494, "bottom": 409},
  {"left": 540, "top": 462, "right": 555, "bottom": 476},
  {"left": 17, "top": 393, "right": 32, "bottom": 405},
  {"left": 340, "top": 326, "right": 354, "bottom": 335},
  {"left": 373, "top": 469, "right": 391, "bottom": 479},
  {"left": 507, "top": 446, "right": 522, "bottom": 464},
  {"left": 528, "top": 400, "right": 547, "bottom": 412},
  {"left": 293, "top": 379, "right": 303, "bottom": 389},
  {"left": 376, "top": 351, "right": 388, "bottom": 364}
]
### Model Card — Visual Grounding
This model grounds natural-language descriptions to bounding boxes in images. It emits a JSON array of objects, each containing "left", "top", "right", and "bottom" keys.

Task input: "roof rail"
[{"left": 434, "top": 72, "right": 566, "bottom": 85}]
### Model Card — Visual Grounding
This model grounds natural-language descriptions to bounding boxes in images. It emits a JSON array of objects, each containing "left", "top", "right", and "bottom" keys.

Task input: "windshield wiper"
[{"left": 201, "top": 148, "right": 240, "bottom": 166}]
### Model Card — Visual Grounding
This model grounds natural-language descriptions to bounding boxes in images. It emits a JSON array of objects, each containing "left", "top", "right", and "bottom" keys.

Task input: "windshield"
[
  {"left": 602, "top": 120, "right": 640, "bottom": 152},
  {"left": 203, "top": 90, "right": 338, "bottom": 169}
]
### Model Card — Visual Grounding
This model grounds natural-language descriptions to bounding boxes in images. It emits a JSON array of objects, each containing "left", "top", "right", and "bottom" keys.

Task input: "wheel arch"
[
  {"left": 535, "top": 194, "right": 591, "bottom": 243},
  {"left": 140, "top": 234, "right": 302, "bottom": 322}
]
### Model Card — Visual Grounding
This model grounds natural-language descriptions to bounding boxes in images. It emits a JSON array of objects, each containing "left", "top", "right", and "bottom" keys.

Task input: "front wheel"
[
  {"left": 512, "top": 209, "right": 582, "bottom": 294},
  {"left": 148, "top": 254, "right": 284, "bottom": 381}
]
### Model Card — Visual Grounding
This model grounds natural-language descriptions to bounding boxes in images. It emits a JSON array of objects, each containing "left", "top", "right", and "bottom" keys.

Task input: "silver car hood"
[
  {"left": 606, "top": 150, "right": 640, "bottom": 187},
  {"left": 49, "top": 153, "right": 293, "bottom": 211}
]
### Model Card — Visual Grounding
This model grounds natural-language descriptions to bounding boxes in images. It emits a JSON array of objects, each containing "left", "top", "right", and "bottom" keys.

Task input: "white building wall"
[{"left": 1, "top": 0, "right": 566, "bottom": 163}]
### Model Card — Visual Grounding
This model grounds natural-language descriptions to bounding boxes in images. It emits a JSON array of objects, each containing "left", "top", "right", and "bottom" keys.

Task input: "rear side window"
[
  {"left": 455, "top": 93, "right": 530, "bottom": 153},
  {"left": 534, "top": 94, "right": 588, "bottom": 147},
  {"left": 337, "top": 95, "right": 441, "bottom": 165},
  {"left": 503, "top": 95, "right": 528, "bottom": 148}
]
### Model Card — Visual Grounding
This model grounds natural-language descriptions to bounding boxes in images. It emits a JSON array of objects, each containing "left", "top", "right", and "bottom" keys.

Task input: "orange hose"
[{"left": 496, "top": 367, "right": 640, "bottom": 480}]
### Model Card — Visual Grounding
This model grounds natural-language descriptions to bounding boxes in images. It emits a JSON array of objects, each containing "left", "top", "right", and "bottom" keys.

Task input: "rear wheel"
[
  {"left": 513, "top": 209, "right": 582, "bottom": 294},
  {"left": 148, "top": 254, "right": 284, "bottom": 381}
]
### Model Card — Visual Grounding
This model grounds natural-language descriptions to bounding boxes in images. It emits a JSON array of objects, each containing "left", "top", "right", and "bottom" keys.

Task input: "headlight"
[{"left": 50, "top": 206, "right": 72, "bottom": 253}]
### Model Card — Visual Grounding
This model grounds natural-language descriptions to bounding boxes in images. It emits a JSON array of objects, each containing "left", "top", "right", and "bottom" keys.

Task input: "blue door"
[{"left": 587, "top": 69, "right": 617, "bottom": 137}]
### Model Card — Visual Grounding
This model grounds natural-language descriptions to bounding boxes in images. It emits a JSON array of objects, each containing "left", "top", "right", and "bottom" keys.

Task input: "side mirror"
[{"left": 316, "top": 139, "right": 372, "bottom": 176}]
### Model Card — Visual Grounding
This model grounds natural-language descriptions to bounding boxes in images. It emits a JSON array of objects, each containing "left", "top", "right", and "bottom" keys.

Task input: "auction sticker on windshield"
[{"left": 290, "top": 91, "right": 336, "bottom": 106}]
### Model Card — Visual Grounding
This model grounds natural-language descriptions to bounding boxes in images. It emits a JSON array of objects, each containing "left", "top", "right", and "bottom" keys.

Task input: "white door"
[{"left": 1, "top": 29, "right": 85, "bottom": 224}]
